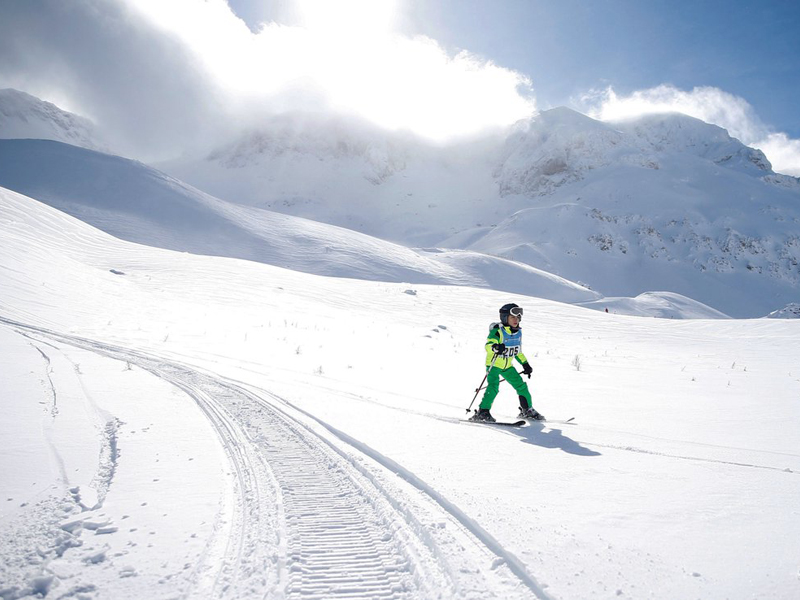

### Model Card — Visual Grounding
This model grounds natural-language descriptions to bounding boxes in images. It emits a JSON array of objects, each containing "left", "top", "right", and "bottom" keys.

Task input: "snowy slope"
[
  {"left": 163, "top": 108, "right": 800, "bottom": 317},
  {"left": 0, "top": 89, "right": 106, "bottom": 152},
  {"left": 159, "top": 111, "right": 510, "bottom": 246},
  {"left": 0, "top": 139, "right": 597, "bottom": 303},
  {"left": 2, "top": 185, "right": 800, "bottom": 599},
  {"left": 766, "top": 303, "right": 800, "bottom": 319},
  {"left": 577, "top": 291, "right": 730, "bottom": 319},
  {"left": 4, "top": 90, "right": 798, "bottom": 316},
  {"left": 473, "top": 109, "right": 800, "bottom": 317},
  {"left": 492, "top": 109, "right": 786, "bottom": 197}
]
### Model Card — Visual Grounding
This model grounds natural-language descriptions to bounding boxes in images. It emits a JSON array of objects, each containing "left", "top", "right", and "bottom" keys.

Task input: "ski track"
[
  {"left": 2, "top": 318, "right": 545, "bottom": 600},
  {"left": 158, "top": 365, "right": 280, "bottom": 599},
  {"left": 591, "top": 442, "right": 800, "bottom": 474},
  {"left": 30, "top": 342, "right": 58, "bottom": 417},
  {"left": 285, "top": 378, "right": 798, "bottom": 475},
  {"left": 240, "top": 383, "right": 552, "bottom": 600}
]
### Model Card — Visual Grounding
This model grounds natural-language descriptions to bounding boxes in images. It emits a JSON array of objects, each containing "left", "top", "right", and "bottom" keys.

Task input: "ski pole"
[{"left": 465, "top": 352, "right": 499, "bottom": 414}]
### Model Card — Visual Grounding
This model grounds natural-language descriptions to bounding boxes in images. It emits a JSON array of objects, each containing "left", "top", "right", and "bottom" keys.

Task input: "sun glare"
[
  {"left": 296, "top": 0, "right": 397, "bottom": 37},
  {"left": 124, "top": 0, "right": 534, "bottom": 141}
]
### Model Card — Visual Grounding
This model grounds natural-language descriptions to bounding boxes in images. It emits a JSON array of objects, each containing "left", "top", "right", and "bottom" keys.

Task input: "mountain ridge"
[
  {"left": 166, "top": 105, "right": 800, "bottom": 316},
  {"left": 2, "top": 89, "right": 799, "bottom": 317},
  {"left": 0, "top": 88, "right": 106, "bottom": 152},
  {"left": 0, "top": 138, "right": 604, "bottom": 305}
]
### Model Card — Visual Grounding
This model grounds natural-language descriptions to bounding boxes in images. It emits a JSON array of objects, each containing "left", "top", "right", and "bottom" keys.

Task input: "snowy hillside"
[
  {"left": 163, "top": 107, "right": 800, "bottom": 317},
  {"left": 159, "top": 111, "right": 509, "bottom": 247},
  {"left": 766, "top": 303, "right": 800, "bottom": 319},
  {"left": 491, "top": 108, "right": 794, "bottom": 196},
  {"left": 0, "top": 140, "right": 598, "bottom": 304},
  {"left": 473, "top": 110, "right": 800, "bottom": 317},
  {"left": 2, "top": 184, "right": 800, "bottom": 600},
  {"left": 0, "top": 89, "right": 105, "bottom": 152},
  {"left": 3, "top": 89, "right": 799, "bottom": 316}
]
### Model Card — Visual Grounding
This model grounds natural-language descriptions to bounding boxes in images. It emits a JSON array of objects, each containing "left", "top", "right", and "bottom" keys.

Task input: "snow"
[
  {"left": 766, "top": 303, "right": 800, "bottom": 319},
  {"left": 4, "top": 90, "right": 799, "bottom": 316},
  {"left": 577, "top": 291, "right": 730, "bottom": 319},
  {"left": 0, "top": 328, "right": 230, "bottom": 597},
  {"left": 0, "top": 89, "right": 105, "bottom": 153},
  {"left": 0, "top": 138, "right": 598, "bottom": 305},
  {"left": 2, "top": 186, "right": 800, "bottom": 599},
  {"left": 158, "top": 107, "right": 800, "bottom": 318}
]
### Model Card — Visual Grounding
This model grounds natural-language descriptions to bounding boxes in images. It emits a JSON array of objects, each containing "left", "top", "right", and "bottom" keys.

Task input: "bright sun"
[
  {"left": 295, "top": 0, "right": 397, "bottom": 37},
  {"left": 124, "top": 0, "right": 534, "bottom": 141}
]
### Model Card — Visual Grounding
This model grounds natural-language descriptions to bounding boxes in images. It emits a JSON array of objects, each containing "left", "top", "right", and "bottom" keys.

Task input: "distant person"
[{"left": 471, "top": 303, "right": 545, "bottom": 422}]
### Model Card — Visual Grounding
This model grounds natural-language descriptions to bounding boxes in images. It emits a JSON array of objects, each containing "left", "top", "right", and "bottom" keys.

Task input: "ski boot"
[
  {"left": 471, "top": 408, "right": 496, "bottom": 422},
  {"left": 519, "top": 406, "right": 545, "bottom": 421}
]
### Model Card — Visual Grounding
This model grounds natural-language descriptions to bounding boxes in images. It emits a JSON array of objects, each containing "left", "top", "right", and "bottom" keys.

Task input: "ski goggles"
[{"left": 509, "top": 306, "right": 523, "bottom": 319}]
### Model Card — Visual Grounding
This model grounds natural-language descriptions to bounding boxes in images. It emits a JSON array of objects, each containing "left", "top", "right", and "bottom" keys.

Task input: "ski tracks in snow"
[
  {"left": 134, "top": 359, "right": 547, "bottom": 599},
  {"left": 6, "top": 321, "right": 546, "bottom": 599}
]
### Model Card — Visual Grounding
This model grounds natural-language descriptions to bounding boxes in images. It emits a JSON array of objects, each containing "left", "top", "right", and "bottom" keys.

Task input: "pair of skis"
[{"left": 465, "top": 416, "right": 575, "bottom": 428}]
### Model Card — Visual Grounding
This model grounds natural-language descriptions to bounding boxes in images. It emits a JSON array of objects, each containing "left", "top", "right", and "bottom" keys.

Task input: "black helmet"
[{"left": 499, "top": 303, "right": 523, "bottom": 326}]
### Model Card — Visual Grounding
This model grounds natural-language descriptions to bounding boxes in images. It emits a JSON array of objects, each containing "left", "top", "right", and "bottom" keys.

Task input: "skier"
[{"left": 472, "top": 303, "right": 545, "bottom": 422}]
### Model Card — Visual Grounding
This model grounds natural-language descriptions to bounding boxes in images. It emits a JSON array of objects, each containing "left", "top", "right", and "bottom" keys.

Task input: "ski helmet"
[{"left": 499, "top": 303, "right": 523, "bottom": 326}]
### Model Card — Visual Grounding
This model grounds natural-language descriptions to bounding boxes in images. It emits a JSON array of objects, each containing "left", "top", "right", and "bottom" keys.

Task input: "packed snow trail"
[{"left": 4, "top": 318, "right": 548, "bottom": 599}]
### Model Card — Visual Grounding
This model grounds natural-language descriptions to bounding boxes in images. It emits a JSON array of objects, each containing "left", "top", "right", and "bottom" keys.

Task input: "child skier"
[{"left": 472, "top": 303, "right": 545, "bottom": 422}]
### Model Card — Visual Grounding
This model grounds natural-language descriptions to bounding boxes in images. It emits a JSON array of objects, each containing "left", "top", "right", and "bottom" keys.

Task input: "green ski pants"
[{"left": 480, "top": 366, "right": 532, "bottom": 410}]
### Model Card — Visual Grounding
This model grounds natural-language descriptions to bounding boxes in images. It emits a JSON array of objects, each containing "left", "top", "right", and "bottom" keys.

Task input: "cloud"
[
  {"left": 578, "top": 84, "right": 800, "bottom": 177},
  {"left": 0, "top": 0, "right": 228, "bottom": 161},
  {"left": 125, "top": 0, "right": 536, "bottom": 140},
  {"left": 756, "top": 133, "right": 800, "bottom": 178},
  {"left": 0, "top": 0, "right": 536, "bottom": 160}
]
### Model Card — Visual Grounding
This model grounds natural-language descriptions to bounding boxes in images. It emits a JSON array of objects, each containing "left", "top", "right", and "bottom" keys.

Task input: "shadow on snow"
[{"left": 511, "top": 423, "right": 601, "bottom": 456}]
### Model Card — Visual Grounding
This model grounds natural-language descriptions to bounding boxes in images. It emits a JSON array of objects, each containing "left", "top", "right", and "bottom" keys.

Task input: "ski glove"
[
  {"left": 491, "top": 343, "right": 506, "bottom": 355},
  {"left": 521, "top": 362, "right": 533, "bottom": 378}
]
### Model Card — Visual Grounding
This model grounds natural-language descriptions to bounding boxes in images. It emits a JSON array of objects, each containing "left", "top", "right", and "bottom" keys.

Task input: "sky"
[
  {"left": 1, "top": 0, "right": 799, "bottom": 173},
  {"left": 400, "top": 1, "right": 800, "bottom": 132}
]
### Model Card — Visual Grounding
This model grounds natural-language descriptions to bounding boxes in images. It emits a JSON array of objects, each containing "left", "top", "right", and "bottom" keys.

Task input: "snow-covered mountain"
[
  {"left": 0, "top": 139, "right": 599, "bottom": 304},
  {"left": 475, "top": 110, "right": 800, "bottom": 317},
  {"left": 493, "top": 107, "right": 791, "bottom": 196},
  {"left": 3, "top": 89, "right": 799, "bottom": 317},
  {"left": 766, "top": 303, "right": 800, "bottom": 319},
  {"left": 163, "top": 107, "right": 800, "bottom": 317},
  {"left": 160, "top": 111, "right": 509, "bottom": 247},
  {"left": 0, "top": 89, "right": 106, "bottom": 152}
]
